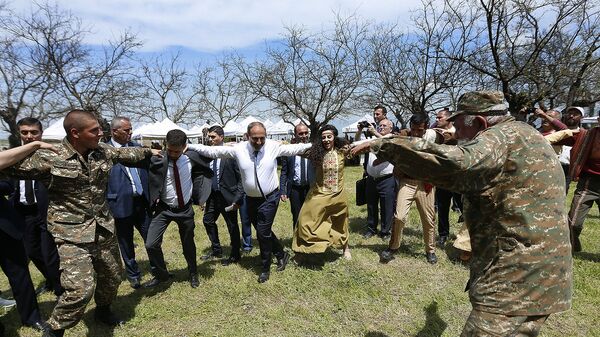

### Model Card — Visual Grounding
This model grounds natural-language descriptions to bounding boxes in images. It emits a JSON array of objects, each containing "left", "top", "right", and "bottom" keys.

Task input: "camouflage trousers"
[
  {"left": 461, "top": 309, "right": 549, "bottom": 337},
  {"left": 47, "top": 227, "right": 123, "bottom": 330}
]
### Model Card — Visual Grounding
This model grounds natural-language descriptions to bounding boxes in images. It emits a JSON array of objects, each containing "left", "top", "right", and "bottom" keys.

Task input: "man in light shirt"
[{"left": 188, "top": 122, "right": 311, "bottom": 283}]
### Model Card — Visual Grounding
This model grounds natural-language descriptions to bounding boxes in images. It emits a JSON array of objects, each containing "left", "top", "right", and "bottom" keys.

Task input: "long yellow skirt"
[{"left": 292, "top": 189, "right": 349, "bottom": 254}]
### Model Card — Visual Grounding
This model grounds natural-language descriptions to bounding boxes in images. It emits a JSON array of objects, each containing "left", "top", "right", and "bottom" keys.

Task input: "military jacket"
[
  {"left": 371, "top": 118, "right": 572, "bottom": 315},
  {"left": 2, "top": 138, "right": 151, "bottom": 244}
]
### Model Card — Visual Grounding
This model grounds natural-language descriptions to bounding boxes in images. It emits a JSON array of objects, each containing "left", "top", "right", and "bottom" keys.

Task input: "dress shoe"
[
  {"left": 43, "top": 328, "right": 64, "bottom": 337},
  {"left": 276, "top": 252, "right": 290, "bottom": 272},
  {"left": 457, "top": 214, "right": 464, "bottom": 223},
  {"left": 257, "top": 272, "right": 270, "bottom": 283},
  {"left": 35, "top": 283, "right": 52, "bottom": 296},
  {"left": 190, "top": 274, "right": 200, "bottom": 288},
  {"left": 0, "top": 296, "right": 16, "bottom": 309},
  {"left": 95, "top": 305, "right": 125, "bottom": 327},
  {"left": 221, "top": 256, "right": 240, "bottom": 266},
  {"left": 379, "top": 233, "right": 391, "bottom": 241},
  {"left": 379, "top": 248, "right": 398, "bottom": 264},
  {"left": 201, "top": 252, "right": 222, "bottom": 260},
  {"left": 129, "top": 277, "right": 141, "bottom": 289},
  {"left": 437, "top": 235, "right": 448, "bottom": 247},
  {"left": 362, "top": 230, "right": 375, "bottom": 239},
  {"left": 426, "top": 252, "right": 438, "bottom": 264},
  {"left": 25, "top": 320, "right": 50, "bottom": 332},
  {"left": 242, "top": 247, "right": 253, "bottom": 254}
]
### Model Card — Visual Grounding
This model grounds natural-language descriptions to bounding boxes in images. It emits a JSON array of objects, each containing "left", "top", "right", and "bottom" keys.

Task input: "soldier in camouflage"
[
  {"left": 1, "top": 110, "right": 159, "bottom": 337},
  {"left": 352, "top": 91, "right": 572, "bottom": 336}
]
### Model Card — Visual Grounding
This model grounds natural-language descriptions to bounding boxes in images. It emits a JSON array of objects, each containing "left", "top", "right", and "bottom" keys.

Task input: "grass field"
[{"left": 1, "top": 166, "right": 599, "bottom": 336}]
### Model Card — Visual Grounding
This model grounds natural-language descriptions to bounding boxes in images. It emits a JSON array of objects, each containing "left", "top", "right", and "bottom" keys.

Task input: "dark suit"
[
  {"left": 203, "top": 157, "right": 244, "bottom": 258},
  {"left": 106, "top": 140, "right": 152, "bottom": 283},
  {"left": 0, "top": 184, "right": 42, "bottom": 326},
  {"left": 145, "top": 150, "right": 212, "bottom": 279},
  {"left": 279, "top": 155, "right": 314, "bottom": 228},
  {"left": 6, "top": 178, "right": 61, "bottom": 295}
]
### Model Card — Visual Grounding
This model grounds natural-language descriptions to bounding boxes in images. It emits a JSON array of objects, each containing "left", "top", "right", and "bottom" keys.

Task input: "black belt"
[
  {"left": 248, "top": 189, "right": 279, "bottom": 200},
  {"left": 372, "top": 174, "right": 394, "bottom": 182},
  {"left": 291, "top": 184, "right": 310, "bottom": 189},
  {"left": 158, "top": 200, "right": 192, "bottom": 213}
]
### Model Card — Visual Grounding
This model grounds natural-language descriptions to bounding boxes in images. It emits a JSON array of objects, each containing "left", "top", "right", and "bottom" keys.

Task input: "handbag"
[{"left": 355, "top": 177, "right": 367, "bottom": 206}]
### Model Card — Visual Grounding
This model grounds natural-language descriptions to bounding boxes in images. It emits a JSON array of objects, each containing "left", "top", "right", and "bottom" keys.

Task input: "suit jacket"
[
  {"left": 4, "top": 179, "right": 49, "bottom": 217},
  {"left": 0, "top": 183, "right": 24, "bottom": 240},
  {"left": 211, "top": 157, "right": 244, "bottom": 205},
  {"left": 148, "top": 150, "right": 213, "bottom": 208},
  {"left": 279, "top": 155, "right": 315, "bottom": 196},
  {"left": 106, "top": 140, "right": 151, "bottom": 218}
]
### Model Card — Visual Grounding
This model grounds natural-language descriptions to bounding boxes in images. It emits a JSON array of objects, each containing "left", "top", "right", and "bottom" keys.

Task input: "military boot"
[
  {"left": 95, "top": 305, "right": 125, "bottom": 326},
  {"left": 42, "top": 328, "right": 64, "bottom": 337}
]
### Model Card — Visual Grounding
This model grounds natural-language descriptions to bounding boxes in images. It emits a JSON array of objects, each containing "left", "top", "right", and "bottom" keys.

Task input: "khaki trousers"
[{"left": 390, "top": 178, "right": 436, "bottom": 253}]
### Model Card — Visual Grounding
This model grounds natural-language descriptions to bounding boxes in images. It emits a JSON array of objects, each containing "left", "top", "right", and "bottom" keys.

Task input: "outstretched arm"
[
  {"left": 0, "top": 141, "right": 57, "bottom": 170},
  {"left": 187, "top": 143, "right": 236, "bottom": 159}
]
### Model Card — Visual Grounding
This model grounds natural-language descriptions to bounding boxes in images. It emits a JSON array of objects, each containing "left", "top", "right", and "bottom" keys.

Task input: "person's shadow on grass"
[{"left": 415, "top": 301, "right": 447, "bottom": 337}]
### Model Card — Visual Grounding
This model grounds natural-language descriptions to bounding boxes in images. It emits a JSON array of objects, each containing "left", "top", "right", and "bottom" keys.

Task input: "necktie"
[
  {"left": 254, "top": 151, "right": 266, "bottom": 199},
  {"left": 125, "top": 144, "right": 143, "bottom": 195},
  {"left": 300, "top": 157, "right": 306, "bottom": 186},
  {"left": 172, "top": 159, "right": 185, "bottom": 208},
  {"left": 24, "top": 180, "right": 35, "bottom": 204},
  {"left": 211, "top": 159, "right": 219, "bottom": 191}
]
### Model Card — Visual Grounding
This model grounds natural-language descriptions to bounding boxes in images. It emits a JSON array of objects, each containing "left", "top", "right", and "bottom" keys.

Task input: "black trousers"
[
  {"left": 0, "top": 230, "right": 41, "bottom": 325},
  {"left": 203, "top": 191, "right": 241, "bottom": 258},
  {"left": 114, "top": 196, "right": 151, "bottom": 282},
  {"left": 246, "top": 191, "right": 284, "bottom": 272},
  {"left": 289, "top": 184, "right": 310, "bottom": 228},
  {"left": 16, "top": 204, "right": 62, "bottom": 295},
  {"left": 366, "top": 175, "right": 396, "bottom": 235},
  {"left": 146, "top": 203, "right": 197, "bottom": 279},
  {"left": 436, "top": 188, "right": 463, "bottom": 237}
]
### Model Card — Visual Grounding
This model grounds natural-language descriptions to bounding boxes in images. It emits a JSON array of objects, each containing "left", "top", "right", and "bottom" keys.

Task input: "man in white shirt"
[
  {"left": 188, "top": 122, "right": 311, "bottom": 283},
  {"left": 364, "top": 119, "right": 396, "bottom": 240}
]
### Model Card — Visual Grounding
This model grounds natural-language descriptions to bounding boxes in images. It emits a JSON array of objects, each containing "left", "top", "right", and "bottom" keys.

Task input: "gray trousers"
[{"left": 568, "top": 173, "right": 600, "bottom": 250}]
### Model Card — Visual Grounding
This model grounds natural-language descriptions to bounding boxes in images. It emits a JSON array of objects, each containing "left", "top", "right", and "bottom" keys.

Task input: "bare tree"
[
  {"left": 136, "top": 52, "right": 200, "bottom": 124},
  {"left": 195, "top": 55, "right": 259, "bottom": 125},
  {"left": 236, "top": 15, "right": 369, "bottom": 136}
]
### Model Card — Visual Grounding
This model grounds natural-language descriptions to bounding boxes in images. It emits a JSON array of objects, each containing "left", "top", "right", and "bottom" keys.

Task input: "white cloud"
[{"left": 12, "top": 0, "right": 420, "bottom": 52}]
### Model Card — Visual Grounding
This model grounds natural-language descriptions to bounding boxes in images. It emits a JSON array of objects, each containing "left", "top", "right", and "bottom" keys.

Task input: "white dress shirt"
[
  {"left": 188, "top": 140, "right": 311, "bottom": 198},
  {"left": 19, "top": 180, "right": 37, "bottom": 205},
  {"left": 366, "top": 153, "right": 394, "bottom": 178},
  {"left": 161, "top": 154, "right": 193, "bottom": 207}
]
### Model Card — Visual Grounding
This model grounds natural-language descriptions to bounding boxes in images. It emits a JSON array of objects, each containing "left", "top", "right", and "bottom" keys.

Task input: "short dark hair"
[
  {"left": 208, "top": 125, "right": 224, "bottom": 137},
  {"left": 166, "top": 129, "right": 187, "bottom": 147},
  {"left": 64, "top": 109, "right": 98, "bottom": 135},
  {"left": 374, "top": 104, "right": 387, "bottom": 115},
  {"left": 17, "top": 117, "right": 43, "bottom": 131},
  {"left": 410, "top": 113, "right": 429, "bottom": 127}
]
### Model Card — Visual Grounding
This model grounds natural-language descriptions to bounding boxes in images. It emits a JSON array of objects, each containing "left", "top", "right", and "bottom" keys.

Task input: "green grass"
[{"left": 2, "top": 166, "right": 599, "bottom": 336}]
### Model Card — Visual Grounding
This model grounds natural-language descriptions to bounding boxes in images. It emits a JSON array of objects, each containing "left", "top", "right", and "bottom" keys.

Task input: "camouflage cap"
[{"left": 447, "top": 90, "right": 509, "bottom": 121}]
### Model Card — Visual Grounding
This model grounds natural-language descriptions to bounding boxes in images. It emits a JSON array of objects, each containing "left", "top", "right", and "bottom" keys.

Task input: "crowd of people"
[{"left": 0, "top": 89, "right": 589, "bottom": 336}]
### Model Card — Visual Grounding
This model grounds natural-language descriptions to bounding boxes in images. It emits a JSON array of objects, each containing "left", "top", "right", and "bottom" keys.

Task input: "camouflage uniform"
[
  {"left": 369, "top": 91, "right": 572, "bottom": 336},
  {"left": 1, "top": 138, "right": 152, "bottom": 330}
]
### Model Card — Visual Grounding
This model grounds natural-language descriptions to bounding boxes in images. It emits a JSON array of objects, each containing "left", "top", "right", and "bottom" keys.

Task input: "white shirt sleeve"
[
  {"left": 276, "top": 142, "right": 312, "bottom": 157},
  {"left": 187, "top": 144, "right": 236, "bottom": 159}
]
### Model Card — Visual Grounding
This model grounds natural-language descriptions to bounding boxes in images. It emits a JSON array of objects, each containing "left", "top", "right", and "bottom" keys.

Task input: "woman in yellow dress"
[{"left": 292, "top": 125, "right": 352, "bottom": 260}]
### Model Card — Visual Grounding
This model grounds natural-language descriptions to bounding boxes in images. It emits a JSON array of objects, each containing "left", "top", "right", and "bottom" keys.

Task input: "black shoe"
[
  {"left": 25, "top": 320, "right": 50, "bottom": 332},
  {"left": 276, "top": 252, "right": 290, "bottom": 272},
  {"left": 221, "top": 256, "right": 240, "bottom": 266},
  {"left": 362, "top": 230, "right": 375, "bottom": 239},
  {"left": 95, "top": 306, "right": 125, "bottom": 327},
  {"left": 35, "top": 283, "right": 52, "bottom": 296},
  {"left": 379, "top": 233, "right": 391, "bottom": 241},
  {"left": 129, "top": 277, "right": 141, "bottom": 289},
  {"left": 201, "top": 252, "right": 223, "bottom": 261},
  {"left": 190, "top": 274, "right": 200, "bottom": 288},
  {"left": 142, "top": 277, "right": 161, "bottom": 288},
  {"left": 437, "top": 236, "right": 448, "bottom": 247},
  {"left": 426, "top": 252, "right": 438, "bottom": 264},
  {"left": 242, "top": 247, "right": 253, "bottom": 254},
  {"left": 379, "top": 248, "right": 397, "bottom": 264},
  {"left": 457, "top": 215, "right": 464, "bottom": 223},
  {"left": 257, "top": 272, "right": 270, "bottom": 283},
  {"left": 43, "top": 328, "right": 64, "bottom": 337}
]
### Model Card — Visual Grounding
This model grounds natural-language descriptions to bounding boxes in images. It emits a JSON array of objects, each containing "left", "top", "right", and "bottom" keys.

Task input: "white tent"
[
  {"left": 223, "top": 120, "right": 241, "bottom": 136},
  {"left": 271, "top": 119, "right": 294, "bottom": 135},
  {"left": 42, "top": 117, "right": 66, "bottom": 141},
  {"left": 132, "top": 118, "right": 202, "bottom": 139}
]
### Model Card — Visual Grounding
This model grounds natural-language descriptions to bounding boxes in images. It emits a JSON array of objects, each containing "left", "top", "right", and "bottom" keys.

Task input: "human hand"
[
  {"left": 34, "top": 141, "right": 59, "bottom": 154},
  {"left": 280, "top": 195, "right": 288, "bottom": 202},
  {"left": 151, "top": 149, "right": 162, "bottom": 157},
  {"left": 350, "top": 142, "right": 371, "bottom": 156}
]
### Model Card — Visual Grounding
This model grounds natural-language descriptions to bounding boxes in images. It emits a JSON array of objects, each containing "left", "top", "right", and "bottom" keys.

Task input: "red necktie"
[{"left": 172, "top": 159, "right": 185, "bottom": 208}]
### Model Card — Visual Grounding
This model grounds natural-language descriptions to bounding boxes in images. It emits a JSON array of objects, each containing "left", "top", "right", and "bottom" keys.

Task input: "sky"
[{"left": 3, "top": 0, "right": 423, "bottom": 136}]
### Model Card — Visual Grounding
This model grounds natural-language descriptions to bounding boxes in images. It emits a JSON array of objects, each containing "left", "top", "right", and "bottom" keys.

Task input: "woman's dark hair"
[{"left": 306, "top": 124, "right": 349, "bottom": 163}]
